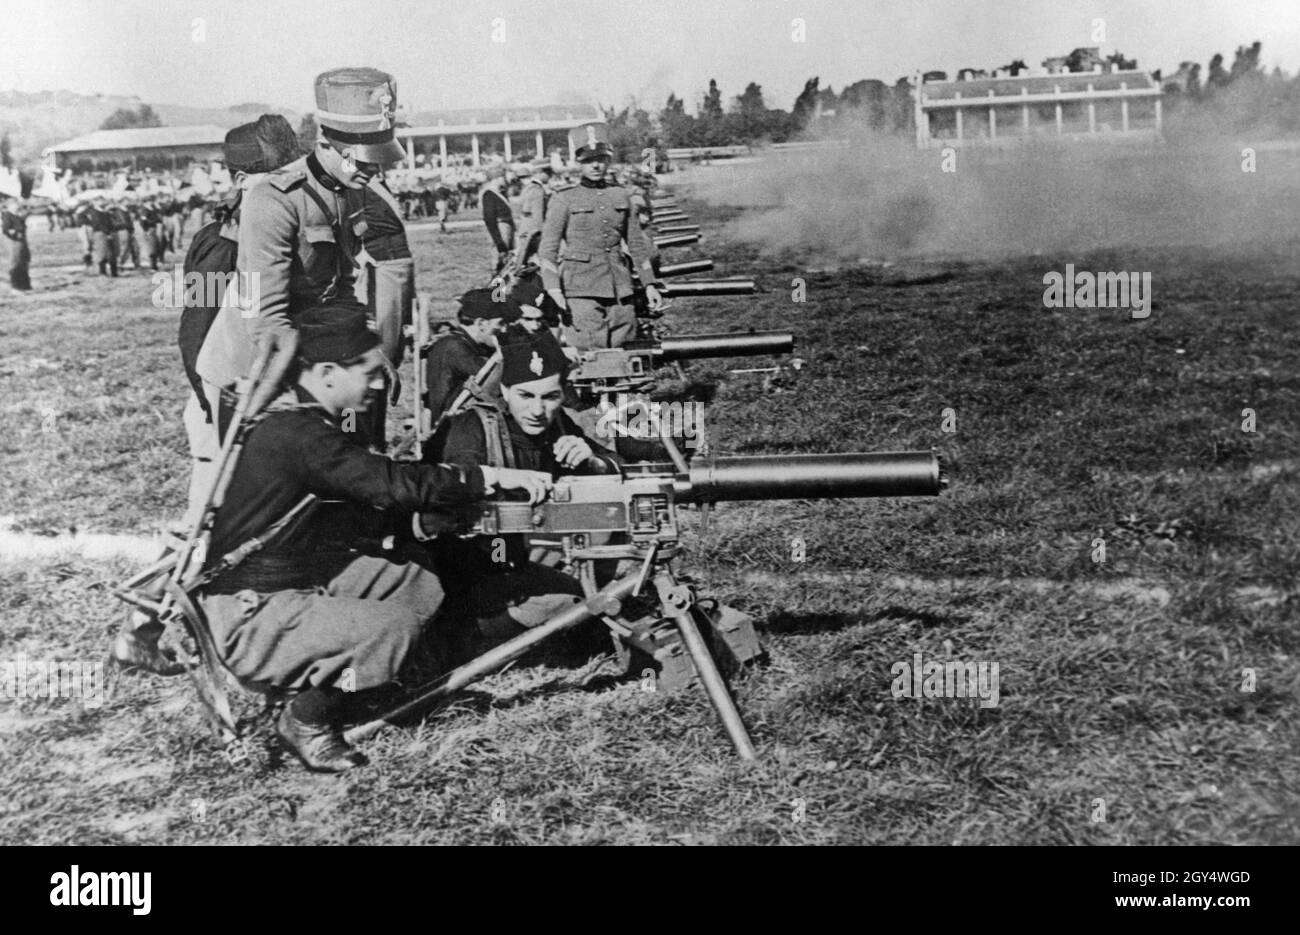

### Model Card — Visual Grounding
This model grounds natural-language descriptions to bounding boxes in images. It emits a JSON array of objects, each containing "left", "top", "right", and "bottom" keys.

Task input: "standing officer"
[
  {"left": 197, "top": 66, "right": 407, "bottom": 437},
  {"left": 538, "top": 123, "right": 664, "bottom": 350},
  {"left": 515, "top": 159, "right": 553, "bottom": 267},
  {"left": 480, "top": 165, "right": 515, "bottom": 274},
  {"left": 1, "top": 197, "right": 30, "bottom": 291}
]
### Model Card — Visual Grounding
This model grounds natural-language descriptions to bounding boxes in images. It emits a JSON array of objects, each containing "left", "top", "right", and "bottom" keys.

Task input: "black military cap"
[
  {"left": 508, "top": 270, "right": 562, "bottom": 326},
  {"left": 224, "top": 115, "right": 302, "bottom": 175},
  {"left": 297, "top": 298, "right": 380, "bottom": 364},
  {"left": 458, "top": 287, "right": 520, "bottom": 323},
  {"left": 500, "top": 329, "right": 569, "bottom": 387}
]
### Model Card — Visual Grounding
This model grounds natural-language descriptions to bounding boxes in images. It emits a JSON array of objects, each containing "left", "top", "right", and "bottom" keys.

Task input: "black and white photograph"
[{"left": 0, "top": 0, "right": 1296, "bottom": 867}]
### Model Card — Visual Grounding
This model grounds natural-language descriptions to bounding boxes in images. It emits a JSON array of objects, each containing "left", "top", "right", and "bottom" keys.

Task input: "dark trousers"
[{"left": 7, "top": 241, "right": 30, "bottom": 290}]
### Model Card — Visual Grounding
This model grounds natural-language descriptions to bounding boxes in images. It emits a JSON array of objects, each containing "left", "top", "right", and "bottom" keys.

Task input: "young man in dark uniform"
[
  {"left": 423, "top": 287, "right": 517, "bottom": 424},
  {"left": 196, "top": 299, "right": 554, "bottom": 772},
  {"left": 433, "top": 329, "right": 619, "bottom": 649}
]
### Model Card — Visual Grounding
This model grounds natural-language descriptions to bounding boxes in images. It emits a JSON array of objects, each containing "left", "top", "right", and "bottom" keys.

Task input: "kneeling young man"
[
  {"left": 197, "top": 299, "right": 552, "bottom": 772},
  {"left": 430, "top": 329, "right": 621, "bottom": 651}
]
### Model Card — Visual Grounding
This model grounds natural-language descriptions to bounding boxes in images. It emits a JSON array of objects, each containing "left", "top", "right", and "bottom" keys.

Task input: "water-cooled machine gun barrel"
[
  {"left": 654, "top": 232, "right": 700, "bottom": 249},
  {"left": 658, "top": 259, "right": 714, "bottom": 277},
  {"left": 661, "top": 279, "right": 758, "bottom": 297},
  {"left": 471, "top": 451, "right": 946, "bottom": 539}
]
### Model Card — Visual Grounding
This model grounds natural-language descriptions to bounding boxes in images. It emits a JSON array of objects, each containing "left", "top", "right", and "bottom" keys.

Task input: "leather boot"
[{"left": 276, "top": 703, "right": 367, "bottom": 773}]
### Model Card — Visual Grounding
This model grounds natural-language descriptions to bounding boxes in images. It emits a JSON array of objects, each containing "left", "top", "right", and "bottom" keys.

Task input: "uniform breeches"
[
  {"left": 562, "top": 296, "right": 637, "bottom": 350},
  {"left": 200, "top": 550, "right": 446, "bottom": 693}
]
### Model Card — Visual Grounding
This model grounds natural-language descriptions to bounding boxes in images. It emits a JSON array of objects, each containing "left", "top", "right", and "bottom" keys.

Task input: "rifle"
[
  {"left": 114, "top": 332, "right": 307, "bottom": 743},
  {"left": 426, "top": 349, "right": 503, "bottom": 440},
  {"left": 345, "top": 449, "right": 948, "bottom": 758}
]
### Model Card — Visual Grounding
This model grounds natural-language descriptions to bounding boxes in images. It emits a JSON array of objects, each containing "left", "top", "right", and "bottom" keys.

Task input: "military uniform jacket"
[
  {"left": 197, "top": 153, "right": 357, "bottom": 389},
  {"left": 178, "top": 217, "right": 239, "bottom": 417},
  {"left": 516, "top": 179, "right": 548, "bottom": 262},
  {"left": 481, "top": 181, "right": 514, "bottom": 252},
  {"left": 538, "top": 179, "right": 658, "bottom": 300},
  {"left": 424, "top": 326, "right": 496, "bottom": 420},
  {"left": 204, "top": 386, "right": 486, "bottom": 592}
]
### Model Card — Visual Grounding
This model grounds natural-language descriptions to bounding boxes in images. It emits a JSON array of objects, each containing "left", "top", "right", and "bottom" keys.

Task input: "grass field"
[{"left": 1, "top": 174, "right": 1297, "bottom": 845}]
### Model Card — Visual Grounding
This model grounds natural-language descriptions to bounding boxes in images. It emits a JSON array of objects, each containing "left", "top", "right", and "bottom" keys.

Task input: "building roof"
[
  {"left": 920, "top": 71, "right": 1157, "bottom": 101},
  {"left": 46, "top": 125, "right": 228, "bottom": 154},
  {"left": 400, "top": 104, "right": 604, "bottom": 138}
]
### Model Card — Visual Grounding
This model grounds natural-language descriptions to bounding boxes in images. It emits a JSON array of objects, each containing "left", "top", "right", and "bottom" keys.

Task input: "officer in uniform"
[
  {"left": 197, "top": 67, "right": 407, "bottom": 442},
  {"left": 2, "top": 197, "right": 31, "bottom": 291},
  {"left": 538, "top": 123, "right": 664, "bottom": 350},
  {"left": 423, "top": 287, "right": 517, "bottom": 425},
  {"left": 194, "top": 298, "right": 554, "bottom": 772},
  {"left": 515, "top": 159, "right": 553, "bottom": 267}
]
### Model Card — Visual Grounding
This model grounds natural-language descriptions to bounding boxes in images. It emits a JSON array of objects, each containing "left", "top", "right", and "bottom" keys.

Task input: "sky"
[{"left": 3, "top": 0, "right": 1299, "bottom": 115}]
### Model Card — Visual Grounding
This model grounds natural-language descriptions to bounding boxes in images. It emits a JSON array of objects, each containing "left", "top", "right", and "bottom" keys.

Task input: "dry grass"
[{"left": 0, "top": 190, "right": 1297, "bottom": 845}]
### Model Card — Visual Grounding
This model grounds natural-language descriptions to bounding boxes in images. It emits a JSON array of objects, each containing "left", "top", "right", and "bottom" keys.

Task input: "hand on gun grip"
[{"left": 483, "top": 467, "right": 553, "bottom": 505}]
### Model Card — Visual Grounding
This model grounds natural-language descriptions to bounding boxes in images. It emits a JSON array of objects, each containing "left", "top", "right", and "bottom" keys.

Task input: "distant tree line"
[
  {"left": 601, "top": 40, "right": 1299, "bottom": 159},
  {"left": 99, "top": 104, "right": 163, "bottom": 131}
]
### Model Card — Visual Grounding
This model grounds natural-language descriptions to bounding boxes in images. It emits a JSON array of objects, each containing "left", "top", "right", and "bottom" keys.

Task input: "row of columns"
[
  {"left": 404, "top": 129, "right": 577, "bottom": 169},
  {"left": 917, "top": 82, "right": 1164, "bottom": 147}
]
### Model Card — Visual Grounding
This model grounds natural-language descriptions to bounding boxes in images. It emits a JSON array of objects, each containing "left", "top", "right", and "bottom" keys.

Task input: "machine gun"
[
  {"left": 569, "top": 331, "right": 794, "bottom": 395},
  {"left": 345, "top": 450, "right": 948, "bottom": 759}
]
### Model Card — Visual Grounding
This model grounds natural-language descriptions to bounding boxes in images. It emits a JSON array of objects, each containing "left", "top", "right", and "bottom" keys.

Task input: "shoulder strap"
[
  {"left": 299, "top": 184, "right": 356, "bottom": 298},
  {"left": 472, "top": 406, "right": 515, "bottom": 470}
]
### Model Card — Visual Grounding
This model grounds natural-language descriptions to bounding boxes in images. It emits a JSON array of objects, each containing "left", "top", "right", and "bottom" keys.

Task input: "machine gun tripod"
[{"left": 346, "top": 538, "right": 761, "bottom": 759}]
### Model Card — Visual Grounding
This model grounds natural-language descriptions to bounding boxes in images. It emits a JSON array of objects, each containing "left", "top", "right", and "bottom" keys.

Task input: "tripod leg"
[{"left": 653, "top": 572, "right": 758, "bottom": 760}]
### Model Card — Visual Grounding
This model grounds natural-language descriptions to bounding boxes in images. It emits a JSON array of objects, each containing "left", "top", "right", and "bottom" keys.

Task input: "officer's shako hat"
[
  {"left": 500, "top": 329, "right": 569, "bottom": 386},
  {"left": 223, "top": 115, "right": 302, "bottom": 175},
  {"left": 570, "top": 122, "right": 612, "bottom": 161},
  {"left": 297, "top": 299, "right": 380, "bottom": 364},
  {"left": 314, "top": 67, "right": 406, "bottom": 166}
]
